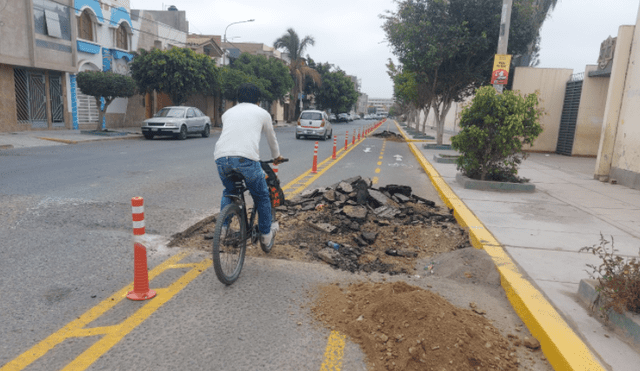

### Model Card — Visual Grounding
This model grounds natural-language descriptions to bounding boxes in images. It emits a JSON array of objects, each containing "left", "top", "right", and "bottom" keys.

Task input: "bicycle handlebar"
[{"left": 260, "top": 158, "right": 289, "bottom": 164}]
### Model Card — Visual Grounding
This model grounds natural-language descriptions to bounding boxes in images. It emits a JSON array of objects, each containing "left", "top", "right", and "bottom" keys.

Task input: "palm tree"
[{"left": 274, "top": 28, "right": 321, "bottom": 122}]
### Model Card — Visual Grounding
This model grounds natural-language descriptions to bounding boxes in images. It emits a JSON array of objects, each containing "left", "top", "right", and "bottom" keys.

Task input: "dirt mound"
[
  {"left": 311, "top": 281, "right": 524, "bottom": 370},
  {"left": 170, "top": 176, "right": 470, "bottom": 275},
  {"left": 372, "top": 130, "right": 405, "bottom": 141}
]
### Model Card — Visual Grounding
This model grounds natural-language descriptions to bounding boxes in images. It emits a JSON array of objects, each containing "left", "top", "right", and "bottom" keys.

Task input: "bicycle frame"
[{"left": 225, "top": 180, "right": 260, "bottom": 245}]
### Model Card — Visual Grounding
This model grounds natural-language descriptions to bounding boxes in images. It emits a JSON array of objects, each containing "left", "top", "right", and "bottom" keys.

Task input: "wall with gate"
[
  {"left": 512, "top": 67, "right": 574, "bottom": 152},
  {"left": 572, "top": 65, "right": 610, "bottom": 156}
]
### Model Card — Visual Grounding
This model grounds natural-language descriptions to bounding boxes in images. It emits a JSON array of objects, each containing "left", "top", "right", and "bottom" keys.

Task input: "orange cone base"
[{"left": 127, "top": 289, "right": 156, "bottom": 301}]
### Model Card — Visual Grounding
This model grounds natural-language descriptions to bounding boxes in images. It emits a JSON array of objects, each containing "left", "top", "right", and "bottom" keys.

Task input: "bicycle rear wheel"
[{"left": 212, "top": 203, "right": 247, "bottom": 285}]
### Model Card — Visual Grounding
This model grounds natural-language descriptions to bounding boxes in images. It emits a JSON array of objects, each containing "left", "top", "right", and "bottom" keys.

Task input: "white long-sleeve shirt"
[{"left": 214, "top": 103, "right": 280, "bottom": 162}]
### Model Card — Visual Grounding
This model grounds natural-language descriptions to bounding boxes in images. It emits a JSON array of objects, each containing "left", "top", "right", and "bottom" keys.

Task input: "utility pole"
[{"left": 493, "top": 0, "right": 513, "bottom": 93}]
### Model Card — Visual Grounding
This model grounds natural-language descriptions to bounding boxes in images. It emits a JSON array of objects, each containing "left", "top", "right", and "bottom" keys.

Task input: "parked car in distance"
[
  {"left": 296, "top": 110, "right": 332, "bottom": 140},
  {"left": 141, "top": 106, "right": 211, "bottom": 140},
  {"left": 329, "top": 113, "right": 337, "bottom": 122},
  {"left": 337, "top": 113, "right": 350, "bottom": 122}
]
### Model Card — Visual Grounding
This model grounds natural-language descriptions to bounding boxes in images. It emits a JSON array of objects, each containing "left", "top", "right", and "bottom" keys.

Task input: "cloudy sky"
[{"left": 130, "top": 0, "right": 640, "bottom": 99}]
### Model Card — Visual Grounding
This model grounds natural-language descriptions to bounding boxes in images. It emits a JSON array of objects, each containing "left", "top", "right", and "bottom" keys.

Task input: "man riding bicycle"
[{"left": 214, "top": 83, "right": 285, "bottom": 250}]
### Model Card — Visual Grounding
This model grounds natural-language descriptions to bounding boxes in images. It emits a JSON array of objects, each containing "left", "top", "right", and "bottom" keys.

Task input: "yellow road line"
[
  {"left": 319, "top": 331, "right": 346, "bottom": 371},
  {"left": 404, "top": 138, "right": 605, "bottom": 371},
  {"left": 282, "top": 133, "right": 375, "bottom": 197},
  {"left": 1, "top": 252, "right": 211, "bottom": 371}
]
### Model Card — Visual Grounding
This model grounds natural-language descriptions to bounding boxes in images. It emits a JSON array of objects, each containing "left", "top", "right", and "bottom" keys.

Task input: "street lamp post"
[{"left": 223, "top": 19, "right": 254, "bottom": 66}]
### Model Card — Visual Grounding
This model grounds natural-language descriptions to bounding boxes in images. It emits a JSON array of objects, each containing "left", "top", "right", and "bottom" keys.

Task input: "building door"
[
  {"left": 49, "top": 73, "right": 65, "bottom": 128},
  {"left": 556, "top": 74, "right": 584, "bottom": 156},
  {"left": 15, "top": 69, "right": 49, "bottom": 129}
]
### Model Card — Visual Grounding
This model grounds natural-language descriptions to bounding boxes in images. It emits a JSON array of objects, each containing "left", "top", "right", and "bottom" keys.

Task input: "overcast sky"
[{"left": 130, "top": 0, "right": 640, "bottom": 99}]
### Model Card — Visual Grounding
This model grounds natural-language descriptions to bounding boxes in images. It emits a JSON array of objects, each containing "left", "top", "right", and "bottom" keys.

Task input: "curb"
[
  {"left": 455, "top": 173, "right": 536, "bottom": 192},
  {"left": 433, "top": 154, "right": 458, "bottom": 164},
  {"left": 0, "top": 144, "right": 14, "bottom": 150},
  {"left": 37, "top": 134, "right": 142, "bottom": 145},
  {"left": 401, "top": 131, "right": 605, "bottom": 370},
  {"left": 578, "top": 279, "right": 640, "bottom": 347}
]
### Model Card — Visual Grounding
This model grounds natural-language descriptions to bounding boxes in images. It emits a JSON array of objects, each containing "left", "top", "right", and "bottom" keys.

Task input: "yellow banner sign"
[{"left": 491, "top": 54, "right": 512, "bottom": 85}]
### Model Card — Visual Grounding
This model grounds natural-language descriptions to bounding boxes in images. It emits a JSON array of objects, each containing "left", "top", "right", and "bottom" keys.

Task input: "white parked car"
[
  {"left": 296, "top": 110, "right": 333, "bottom": 140},
  {"left": 141, "top": 106, "right": 211, "bottom": 140}
]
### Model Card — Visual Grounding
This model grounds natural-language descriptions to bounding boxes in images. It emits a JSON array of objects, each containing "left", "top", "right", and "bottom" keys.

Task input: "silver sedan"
[{"left": 141, "top": 106, "right": 212, "bottom": 140}]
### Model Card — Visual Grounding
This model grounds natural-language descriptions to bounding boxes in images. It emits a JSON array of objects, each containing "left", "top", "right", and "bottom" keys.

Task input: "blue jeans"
[{"left": 216, "top": 157, "right": 272, "bottom": 235}]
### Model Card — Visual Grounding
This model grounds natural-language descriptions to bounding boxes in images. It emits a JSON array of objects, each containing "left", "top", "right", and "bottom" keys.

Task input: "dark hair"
[{"left": 237, "top": 83, "right": 260, "bottom": 104}]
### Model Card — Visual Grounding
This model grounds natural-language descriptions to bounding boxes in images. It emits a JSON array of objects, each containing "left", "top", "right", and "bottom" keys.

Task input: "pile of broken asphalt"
[{"left": 172, "top": 176, "right": 471, "bottom": 275}]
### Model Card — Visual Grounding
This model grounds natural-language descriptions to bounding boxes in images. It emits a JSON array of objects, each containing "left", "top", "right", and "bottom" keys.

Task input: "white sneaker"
[
  {"left": 259, "top": 223, "right": 279, "bottom": 249},
  {"left": 260, "top": 230, "right": 273, "bottom": 246}
]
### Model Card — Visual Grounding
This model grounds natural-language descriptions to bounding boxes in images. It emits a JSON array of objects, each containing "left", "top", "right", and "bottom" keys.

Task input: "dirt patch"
[
  {"left": 169, "top": 177, "right": 470, "bottom": 275},
  {"left": 311, "top": 280, "right": 538, "bottom": 370},
  {"left": 170, "top": 176, "right": 552, "bottom": 370},
  {"left": 372, "top": 130, "right": 405, "bottom": 142}
]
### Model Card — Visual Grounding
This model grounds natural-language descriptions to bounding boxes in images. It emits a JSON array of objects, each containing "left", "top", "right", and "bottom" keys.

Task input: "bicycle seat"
[{"left": 227, "top": 171, "right": 245, "bottom": 189}]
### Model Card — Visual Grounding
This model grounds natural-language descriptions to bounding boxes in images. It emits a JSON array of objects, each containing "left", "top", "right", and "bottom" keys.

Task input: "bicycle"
[{"left": 212, "top": 158, "right": 288, "bottom": 285}]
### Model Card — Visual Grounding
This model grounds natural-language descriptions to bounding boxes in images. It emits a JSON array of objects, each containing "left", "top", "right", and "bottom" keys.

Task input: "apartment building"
[{"left": 0, "top": 0, "right": 78, "bottom": 132}]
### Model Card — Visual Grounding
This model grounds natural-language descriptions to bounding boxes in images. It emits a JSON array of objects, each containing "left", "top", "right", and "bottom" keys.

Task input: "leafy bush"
[
  {"left": 580, "top": 234, "right": 640, "bottom": 315},
  {"left": 451, "top": 86, "right": 542, "bottom": 182}
]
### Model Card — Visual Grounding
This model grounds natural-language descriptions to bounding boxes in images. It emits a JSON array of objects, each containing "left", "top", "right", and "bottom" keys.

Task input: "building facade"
[{"left": 0, "top": 0, "right": 78, "bottom": 132}]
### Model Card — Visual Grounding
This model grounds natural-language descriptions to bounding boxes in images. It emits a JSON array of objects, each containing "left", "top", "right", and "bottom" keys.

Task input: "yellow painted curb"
[
  {"left": 406, "top": 141, "right": 605, "bottom": 371},
  {"left": 37, "top": 137, "right": 78, "bottom": 144}
]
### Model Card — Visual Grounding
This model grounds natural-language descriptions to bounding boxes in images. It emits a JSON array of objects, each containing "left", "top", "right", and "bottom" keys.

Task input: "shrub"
[
  {"left": 580, "top": 234, "right": 640, "bottom": 315},
  {"left": 451, "top": 86, "right": 542, "bottom": 182}
]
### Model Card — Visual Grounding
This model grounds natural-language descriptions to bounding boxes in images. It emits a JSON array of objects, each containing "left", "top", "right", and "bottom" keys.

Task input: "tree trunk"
[
  {"left": 213, "top": 93, "right": 222, "bottom": 127},
  {"left": 432, "top": 100, "right": 452, "bottom": 145},
  {"left": 421, "top": 106, "right": 429, "bottom": 133}
]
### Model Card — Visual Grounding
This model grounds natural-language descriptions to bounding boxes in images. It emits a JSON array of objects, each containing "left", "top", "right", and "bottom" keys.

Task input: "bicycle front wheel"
[{"left": 212, "top": 203, "right": 247, "bottom": 285}]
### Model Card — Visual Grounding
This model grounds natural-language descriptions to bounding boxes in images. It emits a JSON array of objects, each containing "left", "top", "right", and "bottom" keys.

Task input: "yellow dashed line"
[
  {"left": 372, "top": 177, "right": 379, "bottom": 184},
  {"left": 320, "top": 331, "right": 346, "bottom": 371},
  {"left": 375, "top": 168, "right": 381, "bottom": 174},
  {"left": 377, "top": 161, "right": 382, "bottom": 166},
  {"left": 2, "top": 253, "right": 210, "bottom": 371}
]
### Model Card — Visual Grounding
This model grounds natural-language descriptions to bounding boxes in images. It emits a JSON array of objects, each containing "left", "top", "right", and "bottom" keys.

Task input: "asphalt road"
[{"left": 0, "top": 119, "right": 443, "bottom": 371}]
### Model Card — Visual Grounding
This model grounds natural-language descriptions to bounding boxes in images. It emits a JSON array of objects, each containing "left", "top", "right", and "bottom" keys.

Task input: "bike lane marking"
[
  {"left": 282, "top": 122, "right": 385, "bottom": 198},
  {"left": 1, "top": 252, "right": 211, "bottom": 371},
  {"left": 319, "top": 331, "right": 346, "bottom": 371}
]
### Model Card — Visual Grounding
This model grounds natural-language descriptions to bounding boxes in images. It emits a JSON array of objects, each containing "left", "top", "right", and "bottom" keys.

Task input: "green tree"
[
  {"left": 219, "top": 67, "right": 263, "bottom": 102},
  {"left": 130, "top": 47, "right": 219, "bottom": 106},
  {"left": 307, "top": 61, "right": 358, "bottom": 114},
  {"left": 230, "top": 53, "right": 293, "bottom": 103},
  {"left": 273, "top": 28, "right": 321, "bottom": 121},
  {"left": 383, "top": 0, "right": 538, "bottom": 144},
  {"left": 76, "top": 71, "right": 136, "bottom": 131},
  {"left": 451, "top": 86, "right": 542, "bottom": 181}
]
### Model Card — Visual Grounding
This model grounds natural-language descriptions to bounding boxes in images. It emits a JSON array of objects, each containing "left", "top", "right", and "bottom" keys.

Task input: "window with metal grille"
[
  {"left": 77, "top": 10, "right": 94, "bottom": 42},
  {"left": 116, "top": 24, "right": 128, "bottom": 50}
]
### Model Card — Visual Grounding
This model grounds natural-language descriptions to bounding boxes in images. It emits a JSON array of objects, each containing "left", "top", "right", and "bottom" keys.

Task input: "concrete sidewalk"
[
  {"left": 0, "top": 127, "right": 144, "bottom": 149},
  {"left": 0, "top": 123, "right": 296, "bottom": 150},
  {"left": 396, "top": 122, "right": 640, "bottom": 370}
]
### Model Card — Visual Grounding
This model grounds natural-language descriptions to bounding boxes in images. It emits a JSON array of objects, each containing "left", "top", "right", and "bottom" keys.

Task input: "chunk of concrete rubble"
[
  {"left": 394, "top": 193, "right": 412, "bottom": 203},
  {"left": 316, "top": 248, "right": 338, "bottom": 265},
  {"left": 373, "top": 205, "right": 400, "bottom": 219},
  {"left": 361, "top": 232, "right": 378, "bottom": 244},
  {"left": 308, "top": 222, "right": 337, "bottom": 234},
  {"left": 338, "top": 182, "right": 353, "bottom": 194},
  {"left": 342, "top": 205, "right": 368, "bottom": 219},
  {"left": 368, "top": 189, "right": 392, "bottom": 207},
  {"left": 323, "top": 189, "right": 336, "bottom": 202}
]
